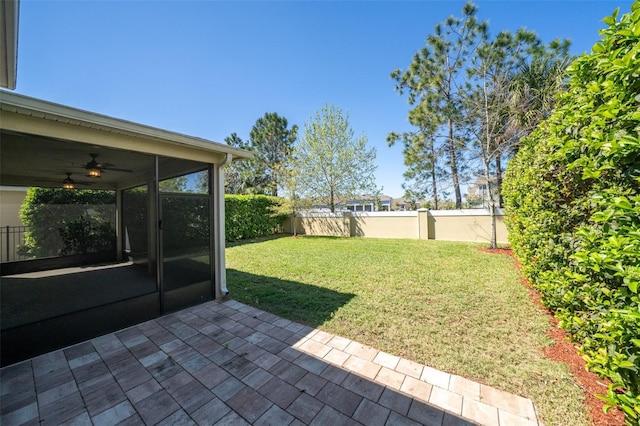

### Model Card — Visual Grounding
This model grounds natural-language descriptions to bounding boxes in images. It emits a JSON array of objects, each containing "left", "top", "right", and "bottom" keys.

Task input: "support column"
[
  {"left": 212, "top": 154, "right": 232, "bottom": 299},
  {"left": 151, "top": 156, "right": 162, "bottom": 312},
  {"left": 115, "top": 189, "right": 123, "bottom": 262}
]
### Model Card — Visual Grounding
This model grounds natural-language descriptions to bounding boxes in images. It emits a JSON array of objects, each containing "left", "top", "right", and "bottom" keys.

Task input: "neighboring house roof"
[
  {"left": 346, "top": 194, "right": 393, "bottom": 203},
  {"left": 0, "top": 0, "right": 19, "bottom": 90},
  {"left": 0, "top": 91, "right": 253, "bottom": 189}
]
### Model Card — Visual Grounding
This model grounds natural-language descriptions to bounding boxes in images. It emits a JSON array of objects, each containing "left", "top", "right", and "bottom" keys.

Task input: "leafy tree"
[
  {"left": 249, "top": 112, "right": 298, "bottom": 196},
  {"left": 391, "top": 2, "right": 487, "bottom": 208},
  {"left": 194, "top": 169, "right": 210, "bottom": 194},
  {"left": 159, "top": 175, "right": 188, "bottom": 192},
  {"left": 465, "top": 30, "right": 526, "bottom": 248},
  {"left": 503, "top": 2, "right": 640, "bottom": 421},
  {"left": 391, "top": 2, "right": 571, "bottom": 212},
  {"left": 275, "top": 156, "right": 311, "bottom": 236},
  {"left": 295, "top": 104, "right": 378, "bottom": 212},
  {"left": 223, "top": 113, "right": 298, "bottom": 195},
  {"left": 388, "top": 103, "right": 448, "bottom": 209},
  {"left": 223, "top": 132, "right": 265, "bottom": 194},
  {"left": 464, "top": 184, "right": 484, "bottom": 207},
  {"left": 464, "top": 29, "right": 570, "bottom": 248}
]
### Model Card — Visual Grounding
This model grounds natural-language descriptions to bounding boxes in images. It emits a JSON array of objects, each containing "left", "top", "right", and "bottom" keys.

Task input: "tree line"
[
  {"left": 389, "top": 2, "right": 572, "bottom": 217},
  {"left": 223, "top": 105, "right": 378, "bottom": 214},
  {"left": 387, "top": 1, "right": 572, "bottom": 248},
  {"left": 225, "top": 2, "right": 573, "bottom": 248}
]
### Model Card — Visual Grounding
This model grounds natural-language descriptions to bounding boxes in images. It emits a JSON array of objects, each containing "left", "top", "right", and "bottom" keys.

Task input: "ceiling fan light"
[
  {"left": 62, "top": 174, "right": 75, "bottom": 189},
  {"left": 85, "top": 154, "right": 102, "bottom": 177}
]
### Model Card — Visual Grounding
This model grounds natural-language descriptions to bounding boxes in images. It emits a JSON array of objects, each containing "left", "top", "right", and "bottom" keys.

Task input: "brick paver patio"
[{"left": 1, "top": 299, "right": 541, "bottom": 425}]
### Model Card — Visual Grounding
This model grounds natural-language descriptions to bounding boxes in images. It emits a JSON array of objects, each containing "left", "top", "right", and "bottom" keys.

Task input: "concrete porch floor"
[{"left": 1, "top": 299, "right": 541, "bottom": 426}]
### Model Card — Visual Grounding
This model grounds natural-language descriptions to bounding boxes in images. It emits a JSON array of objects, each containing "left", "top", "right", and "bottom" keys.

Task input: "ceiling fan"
[
  {"left": 84, "top": 153, "right": 133, "bottom": 177},
  {"left": 62, "top": 172, "right": 97, "bottom": 188},
  {"left": 62, "top": 172, "right": 77, "bottom": 189},
  {"left": 35, "top": 172, "right": 94, "bottom": 189}
]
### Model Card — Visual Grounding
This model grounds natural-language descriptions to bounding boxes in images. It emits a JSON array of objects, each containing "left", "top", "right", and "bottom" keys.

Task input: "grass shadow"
[
  {"left": 226, "top": 233, "right": 291, "bottom": 248},
  {"left": 226, "top": 268, "right": 355, "bottom": 329}
]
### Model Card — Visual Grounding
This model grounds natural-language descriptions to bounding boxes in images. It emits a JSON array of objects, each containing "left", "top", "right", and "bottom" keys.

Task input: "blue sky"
[{"left": 14, "top": 0, "right": 632, "bottom": 198}]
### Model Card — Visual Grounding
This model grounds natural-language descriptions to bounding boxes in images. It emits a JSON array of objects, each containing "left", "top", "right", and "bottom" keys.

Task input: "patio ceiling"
[
  {"left": 0, "top": 130, "right": 158, "bottom": 190},
  {"left": 0, "top": 91, "right": 252, "bottom": 190}
]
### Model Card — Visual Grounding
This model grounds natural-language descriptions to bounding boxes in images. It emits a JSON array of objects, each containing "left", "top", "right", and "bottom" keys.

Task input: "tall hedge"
[
  {"left": 502, "top": 3, "right": 639, "bottom": 422},
  {"left": 19, "top": 188, "right": 116, "bottom": 258},
  {"left": 225, "top": 195, "right": 286, "bottom": 242}
]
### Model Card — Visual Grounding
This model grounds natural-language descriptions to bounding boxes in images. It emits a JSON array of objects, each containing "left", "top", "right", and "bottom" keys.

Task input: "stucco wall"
[
  {"left": 427, "top": 210, "right": 508, "bottom": 243},
  {"left": 284, "top": 209, "right": 508, "bottom": 244},
  {"left": 351, "top": 212, "right": 419, "bottom": 239},
  {"left": 291, "top": 214, "right": 350, "bottom": 237},
  {"left": 0, "top": 187, "right": 27, "bottom": 226}
]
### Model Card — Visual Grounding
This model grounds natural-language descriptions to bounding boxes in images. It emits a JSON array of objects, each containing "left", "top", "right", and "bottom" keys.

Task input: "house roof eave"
[
  {"left": 0, "top": 90, "right": 253, "bottom": 161},
  {"left": 0, "top": 0, "right": 19, "bottom": 90}
]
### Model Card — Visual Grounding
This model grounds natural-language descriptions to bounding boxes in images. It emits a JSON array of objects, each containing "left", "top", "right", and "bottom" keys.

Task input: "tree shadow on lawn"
[
  {"left": 226, "top": 268, "right": 355, "bottom": 329},
  {"left": 226, "top": 233, "right": 291, "bottom": 248}
]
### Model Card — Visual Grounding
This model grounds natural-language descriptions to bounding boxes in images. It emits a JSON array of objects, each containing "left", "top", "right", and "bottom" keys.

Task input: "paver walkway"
[{"left": 1, "top": 299, "right": 541, "bottom": 425}]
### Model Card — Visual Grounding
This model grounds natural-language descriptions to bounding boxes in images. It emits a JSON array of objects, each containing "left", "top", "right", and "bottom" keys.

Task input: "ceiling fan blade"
[
  {"left": 82, "top": 154, "right": 134, "bottom": 173},
  {"left": 35, "top": 179, "right": 95, "bottom": 185},
  {"left": 103, "top": 167, "right": 133, "bottom": 173}
]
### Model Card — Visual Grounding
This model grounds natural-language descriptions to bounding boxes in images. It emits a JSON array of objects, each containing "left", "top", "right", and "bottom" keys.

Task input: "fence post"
[
  {"left": 417, "top": 209, "right": 428, "bottom": 240},
  {"left": 343, "top": 212, "right": 352, "bottom": 237}
]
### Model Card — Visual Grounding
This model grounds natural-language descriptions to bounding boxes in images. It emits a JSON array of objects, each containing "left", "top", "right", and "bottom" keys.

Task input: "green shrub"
[
  {"left": 20, "top": 189, "right": 285, "bottom": 255},
  {"left": 19, "top": 188, "right": 116, "bottom": 258},
  {"left": 503, "top": 3, "right": 640, "bottom": 423},
  {"left": 225, "top": 195, "right": 286, "bottom": 241},
  {"left": 161, "top": 195, "right": 210, "bottom": 255}
]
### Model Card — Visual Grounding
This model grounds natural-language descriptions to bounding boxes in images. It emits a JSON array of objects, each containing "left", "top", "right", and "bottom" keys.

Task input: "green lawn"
[{"left": 226, "top": 236, "right": 589, "bottom": 425}]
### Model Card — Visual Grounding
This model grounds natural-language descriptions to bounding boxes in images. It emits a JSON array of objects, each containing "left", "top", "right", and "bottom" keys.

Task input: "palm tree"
[
  {"left": 510, "top": 55, "right": 574, "bottom": 140},
  {"left": 487, "top": 55, "right": 573, "bottom": 208}
]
